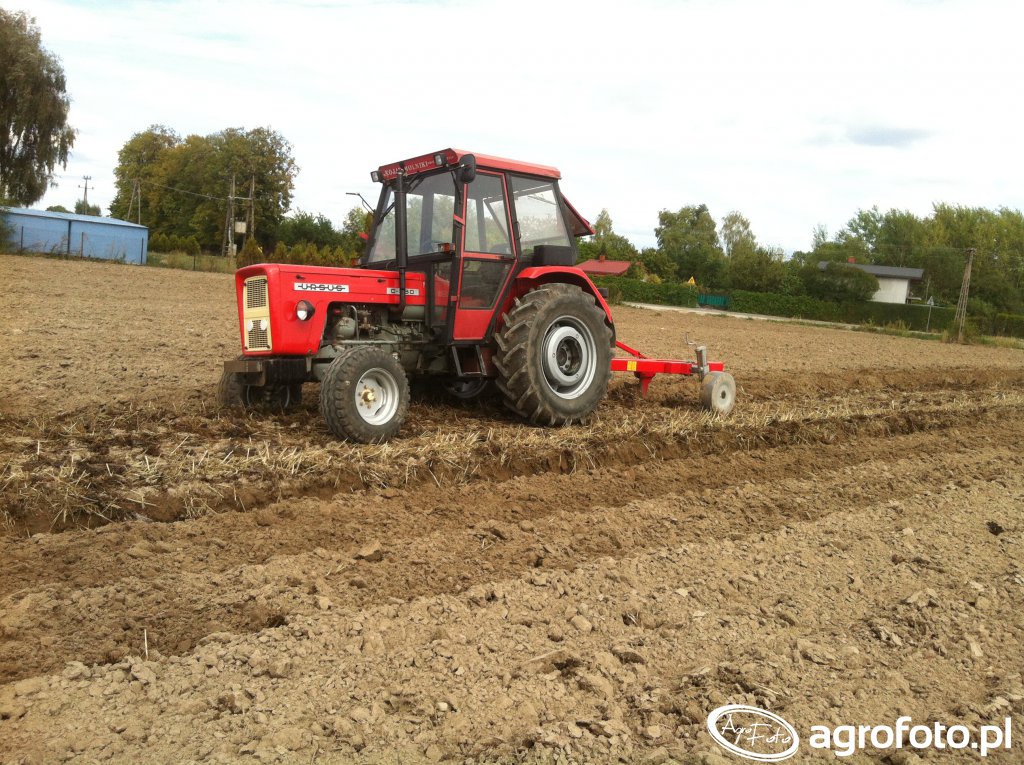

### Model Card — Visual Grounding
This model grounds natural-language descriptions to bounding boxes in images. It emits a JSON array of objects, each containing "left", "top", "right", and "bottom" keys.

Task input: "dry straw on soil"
[{"left": 3, "top": 381, "right": 1021, "bottom": 534}]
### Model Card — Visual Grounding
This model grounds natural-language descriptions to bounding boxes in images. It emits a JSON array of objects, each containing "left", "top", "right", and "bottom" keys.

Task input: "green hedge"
[
  {"left": 993, "top": 313, "right": 1024, "bottom": 338},
  {"left": 586, "top": 276, "right": 1024, "bottom": 338},
  {"left": 730, "top": 290, "right": 957, "bottom": 332},
  {"left": 590, "top": 276, "right": 699, "bottom": 308},
  {"left": 729, "top": 291, "right": 842, "bottom": 322}
]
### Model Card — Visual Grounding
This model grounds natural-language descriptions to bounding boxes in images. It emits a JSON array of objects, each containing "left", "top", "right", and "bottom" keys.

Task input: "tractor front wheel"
[
  {"left": 217, "top": 365, "right": 301, "bottom": 410},
  {"left": 444, "top": 378, "right": 490, "bottom": 401},
  {"left": 495, "top": 283, "right": 612, "bottom": 426},
  {"left": 319, "top": 347, "right": 410, "bottom": 442}
]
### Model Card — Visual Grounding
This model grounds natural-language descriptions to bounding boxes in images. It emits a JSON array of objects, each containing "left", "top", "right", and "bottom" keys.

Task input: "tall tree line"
[
  {"left": 109, "top": 125, "right": 298, "bottom": 251},
  {"left": 587, "top": 204, "right": 1024, "bottom": 312}
]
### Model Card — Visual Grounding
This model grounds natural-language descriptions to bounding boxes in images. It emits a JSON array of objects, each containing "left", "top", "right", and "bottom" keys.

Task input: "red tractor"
[{"left": 219, "top": 149, "right": 735, "bottom": 442}]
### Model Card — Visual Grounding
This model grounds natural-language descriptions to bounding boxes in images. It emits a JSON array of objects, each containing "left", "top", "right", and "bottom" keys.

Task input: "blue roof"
[{"left": 4, "top": 207, "right": 147, "bottom": 230}]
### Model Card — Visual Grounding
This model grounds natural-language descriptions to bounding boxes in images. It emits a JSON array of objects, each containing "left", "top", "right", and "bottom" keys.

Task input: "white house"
[{"left": 818, "top": 262, "right": 924, "bottom": 304}]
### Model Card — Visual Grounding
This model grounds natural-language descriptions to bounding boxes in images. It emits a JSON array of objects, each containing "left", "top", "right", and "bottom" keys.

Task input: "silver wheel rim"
[
  {"left": 354, "top": 368, "right": 400, "bottom": 425},
  {"left": 715, "top": 383, "right": 734, "bottom": 411},
  {"left": 542, "top": 316, "right": 597, "bottom": 400},
  {"left": 708, "top": 374, "right": 735, "bottom": 413}
]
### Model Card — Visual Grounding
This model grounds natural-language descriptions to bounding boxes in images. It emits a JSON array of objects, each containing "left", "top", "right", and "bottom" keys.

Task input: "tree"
[
  {"left": 805, "top": 261, "right": 879, "bottom": 302},
  {"left": 278, "top": 210, "right": 342, "bottom": 248},
  {"left": 576, "top": 208, "right": 639, "bottom": 265},
  {"left": 729, "top": 245, "right": 787, "bottom": 292},
  {"left": 74, "top": 199, "right": 100, "bottom": 216},
  {"left": 655, "top": 204, "right": 726, "bottom": 286},
  {"left": 339, "top": 206, "right": 372, "bottom": 261},
  {"left": 0, "top": 10, "right": 76, "bottom": 205},
  {"left": 45, "top": 204, "right": 70, "bottom": 213},
  {"left": 719, "top": 211, "right": 756, "bottom": 259},
  {"left": 638, "top": 247, "right": 675, "bottom": 281},
  {"left": 108, "top": 125, "right": 298, "bottom": 251},
  {"left": 108, "top": 125, "right": 180, "bottom": 223}
]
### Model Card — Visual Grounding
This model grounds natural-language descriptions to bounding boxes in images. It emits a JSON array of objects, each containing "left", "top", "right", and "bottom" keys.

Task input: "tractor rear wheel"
[
  {"left": 699, "top": 371, "right": 736, "bottom": 415},
  {"left": 319, "top": 346, "right": 410, "bottom": 442},
  {"left": 494, "top": 283, "right": 612, "bottom": 425}
]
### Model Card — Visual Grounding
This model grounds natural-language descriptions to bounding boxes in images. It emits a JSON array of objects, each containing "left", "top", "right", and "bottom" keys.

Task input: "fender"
[{"left": 510, "top": 266, "right": 615, "bottom": 328}]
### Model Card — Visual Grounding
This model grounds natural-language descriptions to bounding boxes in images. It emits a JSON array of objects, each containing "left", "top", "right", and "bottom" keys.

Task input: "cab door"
[{"left": 452, "top": 171, "right": 515, "bottom": 340}]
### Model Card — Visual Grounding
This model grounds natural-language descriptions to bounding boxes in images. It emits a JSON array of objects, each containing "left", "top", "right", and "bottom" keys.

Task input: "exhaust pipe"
[{"left": 394, "top": 168, "right": 408, "bottom": 313}]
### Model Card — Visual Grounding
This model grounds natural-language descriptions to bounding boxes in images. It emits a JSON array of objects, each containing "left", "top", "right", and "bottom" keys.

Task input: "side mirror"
[{"left": 459, "top": 155, "right": 477, "bottom": 184}]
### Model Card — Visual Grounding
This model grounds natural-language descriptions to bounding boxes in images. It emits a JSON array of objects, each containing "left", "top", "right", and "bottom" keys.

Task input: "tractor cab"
[{"left": 361, "top": 149, "right": 595, "bottom": 344}]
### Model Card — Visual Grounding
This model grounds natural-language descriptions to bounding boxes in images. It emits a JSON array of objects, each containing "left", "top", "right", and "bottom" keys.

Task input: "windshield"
[{"left": 367, "top": 172, "right": 458, "bottom": 263}]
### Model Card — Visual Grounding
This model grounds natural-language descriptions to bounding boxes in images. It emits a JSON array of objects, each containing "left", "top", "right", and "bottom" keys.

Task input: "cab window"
[
  {"left": 464, "top": 173, "right": 511, "bottom": 255},
  {"left": 508, "top": 175, "right": 571, "bottom": 257}
]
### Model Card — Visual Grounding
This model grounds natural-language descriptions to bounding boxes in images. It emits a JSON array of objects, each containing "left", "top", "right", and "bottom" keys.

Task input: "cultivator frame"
[{"left": 611, "top": 339, "right": 726, "bottom": 396}]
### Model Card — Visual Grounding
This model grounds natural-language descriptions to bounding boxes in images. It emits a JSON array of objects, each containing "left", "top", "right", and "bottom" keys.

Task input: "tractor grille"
[
  {"left": 242, "top": 274, "right": 272, "bottom": 351},
  {"left": 245, "top": 276, "right": 268, "bottom": 309},
  {"left": 247, "top": 324, "right": 270, "bottom": 350}
]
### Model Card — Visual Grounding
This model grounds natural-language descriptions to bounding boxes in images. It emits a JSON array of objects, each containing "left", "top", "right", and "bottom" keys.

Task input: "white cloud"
[{"left": 24, "top": 0, "right": 1024, "bottom": 251}]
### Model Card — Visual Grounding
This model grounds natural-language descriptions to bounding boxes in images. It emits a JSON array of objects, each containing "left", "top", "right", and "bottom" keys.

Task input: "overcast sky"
[{"left": 22, "top": 0, "right": 1024, "bottom": 252}]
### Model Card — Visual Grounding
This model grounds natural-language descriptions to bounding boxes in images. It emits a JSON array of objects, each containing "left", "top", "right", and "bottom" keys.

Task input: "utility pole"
[
  {"left": 79, "top": 175, "right": 92, "bottom": 205},
  {"left": 126, "top": 178, "right": 142, "bottom": 224},
  {"left": 954, "top": 247, "right": 975, "bottom": 343},
  {"left": 222, "top": 174, "right": 236, "bottom": 258},
  {"left": 247, "top": 175, "right": 256, "bottom": 243}
]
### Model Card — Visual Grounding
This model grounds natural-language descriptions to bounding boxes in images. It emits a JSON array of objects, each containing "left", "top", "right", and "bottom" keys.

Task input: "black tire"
[
  {"left": 444, "top": 378, "right": 490, "bottom": 401},
  {"left": 494, "top": 283, "right": 613, "bottom": 425},
  {"left": 699, "top": 371, "right": 736, "bottom": 415},
  {"left": 217, "top": 360, "right": 301, "bottom": 410},
  {"left": 248, "top": 383, "right": 302, "bottom": 410},
  {"left": 217, "top": 367, "right": 247, "bottom": 407},
  {"left": 319, "top": 346, "right": 410, "bottom": 443}
]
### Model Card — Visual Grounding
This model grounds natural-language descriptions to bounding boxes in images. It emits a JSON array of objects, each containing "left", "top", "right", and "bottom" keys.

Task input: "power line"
[{"left": 138, "top": 178, "right": 227, "bottom": 202}]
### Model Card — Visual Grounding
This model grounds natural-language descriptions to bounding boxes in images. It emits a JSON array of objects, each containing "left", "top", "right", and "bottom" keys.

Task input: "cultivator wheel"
[
  {"left": 494, "top": 283, "right": 612, "bottom": 426},
  {"left": 319, "top": 346, "right": 410, "bottom": 443},
  {"left": 699, "top": 371, "right": 736, "bottom": 415}
]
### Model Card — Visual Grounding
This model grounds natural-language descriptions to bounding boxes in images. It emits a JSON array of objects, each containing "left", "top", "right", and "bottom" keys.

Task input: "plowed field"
[{"left": 1, "top": 253, "right": 1022, "bottom": 764}]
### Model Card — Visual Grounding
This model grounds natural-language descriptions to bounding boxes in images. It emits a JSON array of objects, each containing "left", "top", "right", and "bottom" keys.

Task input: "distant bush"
[
  {"left": 730, "top": 291, "right": 842, "bottom": 321},
  {"left": 237, "top": 236, "right": 263, "bottom": 268},
  {"left": 803, "top": 261, "right": 880, "bottom": 302},
  {"left": 730, "top": 290, "right": 958, "bottom": 332},
  {"left": 589, "top": 276, "right": 699, "bottom": 308},
  {"left": 993, "top": 312, "right": 1024, "bottom": 338}
]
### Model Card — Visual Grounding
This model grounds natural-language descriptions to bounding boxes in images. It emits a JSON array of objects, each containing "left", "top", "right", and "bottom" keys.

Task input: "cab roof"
[{"left": 377, "top": 149, "right": 561, "bottom": 181}]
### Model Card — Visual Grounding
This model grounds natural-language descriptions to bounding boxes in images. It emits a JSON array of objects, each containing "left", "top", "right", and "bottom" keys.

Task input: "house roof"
[
  {"left": 578, "top": 259, "right": 631, "bottom": 276},
  {"left": 4, "top": 207, "right": 147, "bottom": 229},
  {"left": 818, "top": 261, "right": 924, "bottom": 281}
]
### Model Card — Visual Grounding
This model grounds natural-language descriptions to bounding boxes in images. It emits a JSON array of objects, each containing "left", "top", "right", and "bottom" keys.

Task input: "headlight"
[
  {"left": 295, "top": 300, "right": 315, "bottom": 321},
  {"left": 258, "top": 319, "right": 268, "bottom": 331},
  {"left": 245, "top": 320, "right": 254, "bottom": 332}
]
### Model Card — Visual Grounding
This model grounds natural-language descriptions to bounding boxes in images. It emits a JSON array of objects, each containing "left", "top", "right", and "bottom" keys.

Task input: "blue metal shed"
[{"left": 3, "top": 208, "right": 149, "bottom": 264}]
